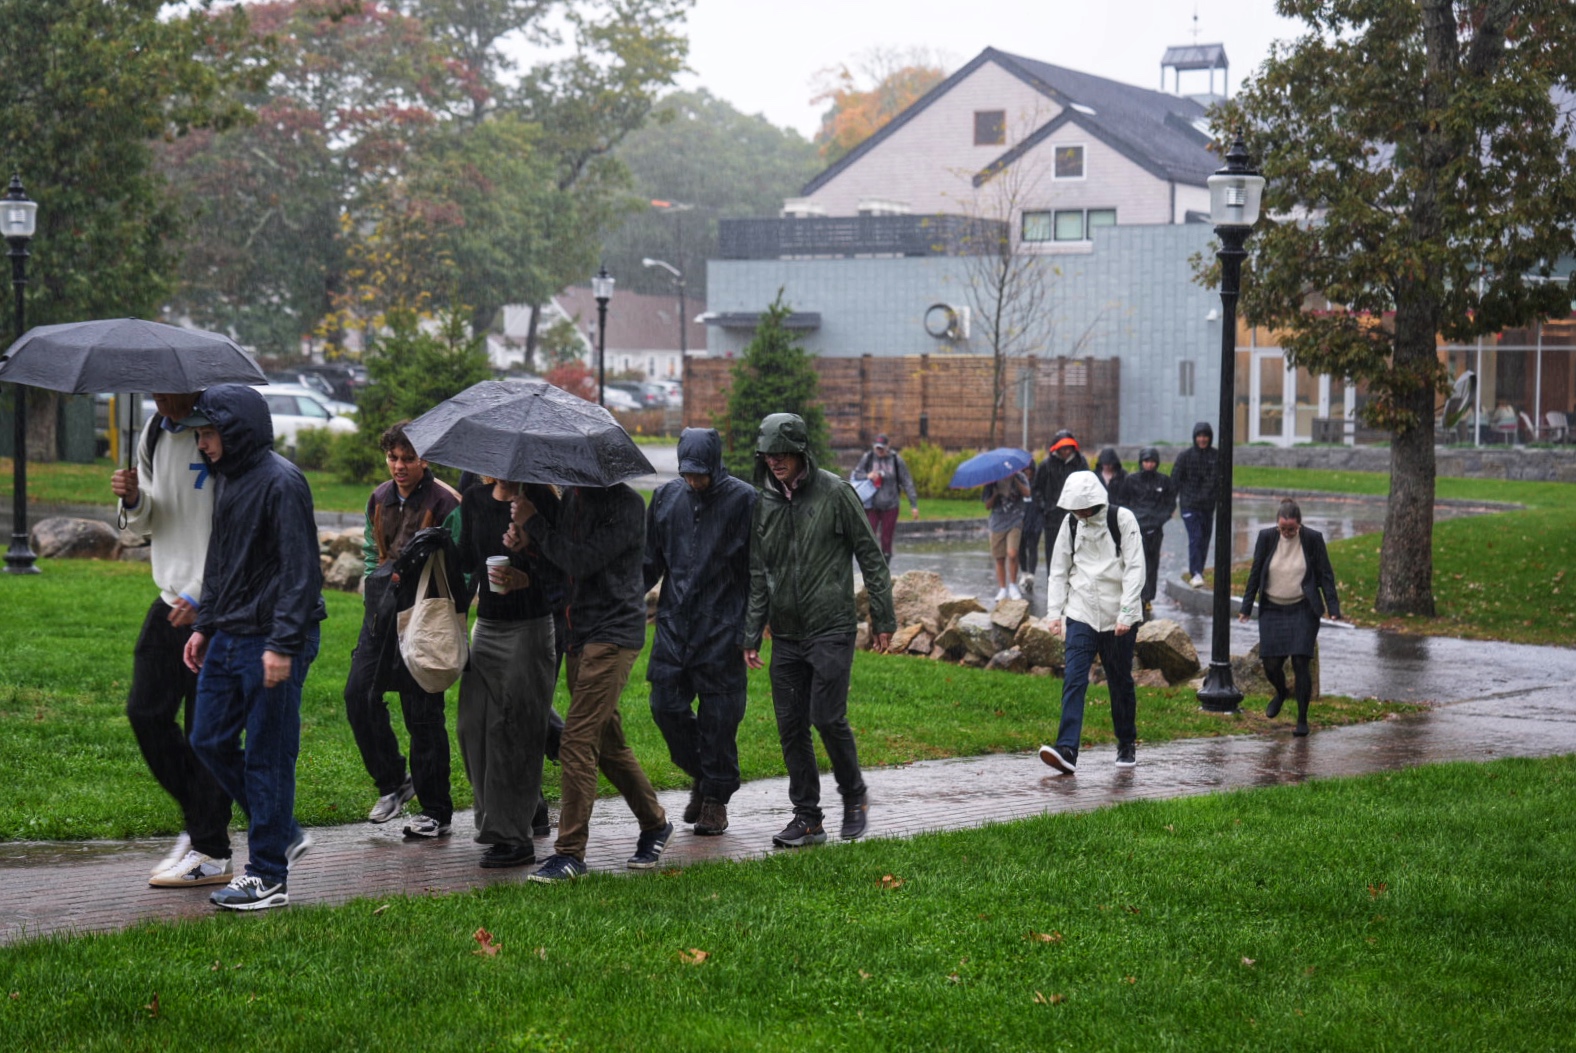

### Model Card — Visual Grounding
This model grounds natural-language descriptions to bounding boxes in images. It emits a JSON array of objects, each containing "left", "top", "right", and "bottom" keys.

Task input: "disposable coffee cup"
[{"left": 486, "top": 555, "right": 510, "bottom": 593}]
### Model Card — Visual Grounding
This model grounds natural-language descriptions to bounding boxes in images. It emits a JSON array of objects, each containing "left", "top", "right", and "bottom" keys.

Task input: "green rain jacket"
[{"left": 744, "top": 414, "right": 896, "bottom": 650}]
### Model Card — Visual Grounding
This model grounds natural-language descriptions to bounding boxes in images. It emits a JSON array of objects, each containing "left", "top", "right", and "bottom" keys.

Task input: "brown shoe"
[
  {"left": 694, "top": 798, "right": 729, "bottom": 836},
  {"left": 682, "top": 782, "right": 704, "bottom": 825}
]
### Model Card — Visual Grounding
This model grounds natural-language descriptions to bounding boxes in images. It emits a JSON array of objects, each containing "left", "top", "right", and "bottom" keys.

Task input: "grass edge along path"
[{"left": 1, "top": 755, "right": 1572, "bottom": 1051}]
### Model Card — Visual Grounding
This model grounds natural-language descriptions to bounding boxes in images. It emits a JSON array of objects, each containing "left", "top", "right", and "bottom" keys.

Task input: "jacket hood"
[
  {"left": 676, "top": 427, "right": 727, "bottom": 479},
  {"left": 195, "top": 383, "right": 273, "bottom": 476},
  {"left": 753, "top": 413, "right": 818, "bottom": 488},
  {"left": 1095, "top": 447, "right": 1123, "bottom": 471},
  {"left": 1057, "top": 470, "right": 1108, "bottom": 512},
  {"left": 1138, "top": 446, "right": 1160, "bottom": 465},
  {"left": 1192, "top": 421, "right": 1214, "bottom": 444}
]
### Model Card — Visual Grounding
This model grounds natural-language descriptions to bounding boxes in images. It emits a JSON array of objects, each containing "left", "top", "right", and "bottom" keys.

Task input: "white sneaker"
[
  {"left": 1017, "top": 573, "right": 1034, "bottom": 595},
  {"left": 368, "top": 775, "right": 415, "bottom": 823},
  {"left": 994, "top": 587, "right": 1008, "bottom": 601},
  {"left": 1190, "top": 573, "right": 1205, "bottom": 588},
  {"left": 151, "top": 832, "right": 191, "bottom": 877},
  {"left": 1007, "top": 583, "right": 1023, "bottom": 601},
  {"left": 150, "top": 849, "right": 232, "bottom": 888}
]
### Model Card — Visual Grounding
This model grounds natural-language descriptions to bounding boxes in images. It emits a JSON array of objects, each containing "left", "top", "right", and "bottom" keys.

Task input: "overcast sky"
[{"left": 677, "top": 0, "right": 1305, "bottom": 139}]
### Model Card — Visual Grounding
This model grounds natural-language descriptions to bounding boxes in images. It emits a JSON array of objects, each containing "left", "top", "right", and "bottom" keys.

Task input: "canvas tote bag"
[{"left": 397, "top": 548, "right": 468, "bottom": 693}]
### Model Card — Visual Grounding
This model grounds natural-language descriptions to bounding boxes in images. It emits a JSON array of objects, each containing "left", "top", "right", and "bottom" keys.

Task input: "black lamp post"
[
  {"left": 1196, "top": 135, "right": 1264, "bottom": 713},
  {"left": 641, "top": 257, "right": 686, "bottom": 357},
  {"left": 592, "top": 265, "right": 614, "bottom": 407},
  {"left": 3, "top": 174, "right": 38, "bottom": 575}
]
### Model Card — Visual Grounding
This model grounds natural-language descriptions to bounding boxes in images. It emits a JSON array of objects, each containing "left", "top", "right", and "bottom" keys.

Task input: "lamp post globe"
[
  {"left": 1196, "top": 135, "right": 1264, "bottom": 713},
  {"left": 592, "top": 265, "right": 614, "bottom": 407},
  {"left": 3, "top": 173, "right": 38, "bottom": 575}
]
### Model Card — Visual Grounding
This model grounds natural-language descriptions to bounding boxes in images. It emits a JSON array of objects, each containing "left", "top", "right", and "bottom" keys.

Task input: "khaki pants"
[{"left": 554, "top": 642, "right": 666, "bottom": 860}]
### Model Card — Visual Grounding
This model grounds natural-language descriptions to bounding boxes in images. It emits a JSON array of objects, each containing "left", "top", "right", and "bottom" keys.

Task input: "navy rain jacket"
[
  {"left": 192, "top": 383, "right": 326, "bottom": 655},
  {"left": 643, "top": 428, "right": 757, "bottom": 692}
]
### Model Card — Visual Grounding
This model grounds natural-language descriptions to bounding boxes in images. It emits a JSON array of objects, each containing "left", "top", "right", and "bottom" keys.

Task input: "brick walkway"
[{"left": 5, "top": 684, "right": 1574, "bottom": 945}]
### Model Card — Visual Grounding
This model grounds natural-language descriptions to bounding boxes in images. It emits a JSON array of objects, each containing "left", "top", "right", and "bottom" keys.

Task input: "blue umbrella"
[{"left": 948, "top": 447, "right": 1032, "bottom": 489}]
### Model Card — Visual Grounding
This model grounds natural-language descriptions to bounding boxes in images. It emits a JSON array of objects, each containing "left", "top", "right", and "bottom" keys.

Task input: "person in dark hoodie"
[
  {"left": 1124, "top": 448, "right": 1177, "bottom": 621},
  {"left": 744, "top": 413, "right": 896, "bottom": 848},
  {"left": 181, "top": 383, "right": 327, "bottom": 911},
  {"left": 1170, "top": 421, "right": 1221, "bottom": 588},
  {"left": 509, "top": 476, "right": 671, "bottom": 883},
  {"left": 643, "top": 428, "right": 757, "bottom": 836},
  {"left": 1030, "top": 430, "right": 1089, "bottom": 582},
  {"left": 1093, "top": 447, "right": 1128, "bottom": 506}
]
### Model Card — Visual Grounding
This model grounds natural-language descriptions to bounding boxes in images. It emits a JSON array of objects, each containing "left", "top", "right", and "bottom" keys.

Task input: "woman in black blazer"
[{"left": 1237, "top": 499, "right": 1344, "bottom": 735}]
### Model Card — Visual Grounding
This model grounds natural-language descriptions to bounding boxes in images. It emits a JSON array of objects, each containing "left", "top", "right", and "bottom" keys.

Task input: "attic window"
[
  {"left": 1054, "top": 144, "right": 1085, "bottom": 179},
  {"left": 974, "top": 110, "right": 1006, "bottom": 146}
]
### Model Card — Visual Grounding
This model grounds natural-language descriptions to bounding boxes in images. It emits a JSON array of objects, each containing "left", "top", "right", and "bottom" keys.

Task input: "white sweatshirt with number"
[{"left": 119, "top": 416, "right": 214, "bottom": 609}]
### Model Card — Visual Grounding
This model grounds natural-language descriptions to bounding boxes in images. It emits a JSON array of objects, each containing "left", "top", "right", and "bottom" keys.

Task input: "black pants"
[
  {"left": 1263, "top": 654, "right": 1313, "bottom": 708},
  {"left": 769, "top": 633, "right": 866, "bottom": 823},
  {"left": 344, "top": 610, "right": 454, "bottom": 823},
  {"left": 1019, "top": 507, "right": 1044, "bottom": 576},
  {"left": 126, "top": 598, "right": 233, "bottom": 858},
  {"left": 649, "top": 668, "right": 746, "bottom": 804},
  {"left": 1140, "top": 528, "right": 1164, "bottom": 603},
  {"left": 1043, "top": 509, "right": 1071, "bottom": 571}
]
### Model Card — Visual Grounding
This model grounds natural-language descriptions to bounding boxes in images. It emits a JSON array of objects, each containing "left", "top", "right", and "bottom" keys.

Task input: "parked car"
[
  {"left": 599, "top": 386, "right": 643, "bottom": 412},
  {"left": 257, "top": 384, "right": 358, "bottom": 450},
  {"left": 607, "top": 380, "right": 669, "bottom": 408}
]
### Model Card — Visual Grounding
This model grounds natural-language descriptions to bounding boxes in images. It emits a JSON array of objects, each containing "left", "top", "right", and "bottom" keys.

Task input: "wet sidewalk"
[{"left": 5, "top": 673, "right": 1575, "bottom": 946}]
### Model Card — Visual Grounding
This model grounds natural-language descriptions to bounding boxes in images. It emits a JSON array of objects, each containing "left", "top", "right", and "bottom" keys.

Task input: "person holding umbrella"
[
  {"left": 850, "top": 433, "right": 919, "bottom": 562},
  {"left": 983, "top": 468, "right": 1031, "bottom": 602},
  {"left": 112, "top": 390, "right": 235, "bottom": 889}
]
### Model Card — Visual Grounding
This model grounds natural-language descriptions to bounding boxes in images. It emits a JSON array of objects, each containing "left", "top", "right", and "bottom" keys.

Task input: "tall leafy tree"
[
  {"left": 0, "top": 0, "right": 263, "bottom": 458},
  {"left": 600, "top": 89, "right": 821, "bottom": 301},
  {"left": 812, "top": 48, "right": 947, "bottom": 163},
  {"left": 722, "top": 293, "right": 829, "bottom": 476},
  {"left": 1215, "top": 0, "right": 1576, "bottom": 616}
]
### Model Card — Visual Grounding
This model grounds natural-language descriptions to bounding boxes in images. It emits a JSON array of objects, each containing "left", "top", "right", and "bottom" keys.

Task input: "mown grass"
[
  {"left": 1, "top": 756, "right": 1572, "bottom": 1050},
  {"left": 0, "top": 560, "right": 1415, "bottom": 842}
]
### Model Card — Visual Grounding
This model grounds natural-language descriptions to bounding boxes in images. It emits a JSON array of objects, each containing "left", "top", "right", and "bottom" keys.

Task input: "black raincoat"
[
  {"left": 1171, "top": 421, "right": 1220, "bottom": 511},
  {"left": 524, "top": 482, "right": 647, "bottom": 652},
  {"left": 643, "top": 428, "right": 757, "bottom": 692},
  {"left": 191, "top": 383, "right": 326, "bottom": 654}
]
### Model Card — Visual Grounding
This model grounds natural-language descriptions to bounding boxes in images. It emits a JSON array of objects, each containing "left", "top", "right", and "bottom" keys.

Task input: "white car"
[{"left": 258, "top": 384, "right": 358, "bottom": 449}]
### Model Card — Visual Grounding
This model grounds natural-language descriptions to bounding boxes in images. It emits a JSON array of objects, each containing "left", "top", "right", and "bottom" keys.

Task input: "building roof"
[
  {"left": 1161, "top": 43, "right": 1228, "bottom": 71},
  {"left": 801, "top": 46, "right": 1219, "bottom": 197},
  {"left": 553, "top": 286, "right": 707, "bottom": 352}
]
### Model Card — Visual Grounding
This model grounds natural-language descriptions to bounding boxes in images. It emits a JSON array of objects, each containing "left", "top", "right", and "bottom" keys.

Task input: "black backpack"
[{"left": 1065, "top": 505, "right": 1123, "bottom": 549}]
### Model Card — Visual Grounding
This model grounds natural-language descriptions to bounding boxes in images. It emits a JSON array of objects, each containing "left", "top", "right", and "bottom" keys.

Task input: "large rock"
[
  {"left": 937, "top": 595, "right": 986, "bottom": 624},
  {"left": 985, "top": 646, "right": 1028, "bottom": 673},
  {"left": 1135, "top": 618, "right": 1201, "bottom": 684},
  {"left": 906, "top": 630, "right": 934, "bottom": 655},
  {"left": 955, "top": 611, "right": 1008, "bottom": 659},
  {"left": 323, "top": 550, "right": 365, "bottom": 592},
  {"left": 1014, "top": 617, "right": 1065, "bottom": 670},
  {"left": 932, "top": 623, "right": 967, "bottom": 658},
  {"left": 30, "top": 516, "right": 121, "bottom": 560},
  {"left": 990, "top": 598, "right": 1030, "bottom": 632},
  {"left": 321, "top": 528, "right": 362, "bottom": 559},
  {"left": 1134, "top": 668, "right": 1170, "bottom": 689},
  {"left": 891, "top": 570, "right": 952, "bottom": 633},
  {"left": 889, "top": 623, "right": 926, "bottom": 653}
]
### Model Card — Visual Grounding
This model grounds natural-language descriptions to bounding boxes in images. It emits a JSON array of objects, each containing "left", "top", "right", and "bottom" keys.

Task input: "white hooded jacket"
[{"left": 1045, "top": 471, "right": 1145, "bottom": 631}]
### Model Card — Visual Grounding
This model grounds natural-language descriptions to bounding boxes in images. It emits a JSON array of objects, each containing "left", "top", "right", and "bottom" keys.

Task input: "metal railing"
[{"left": 718, "top": 215, "right": 1008, "bottom": 260}]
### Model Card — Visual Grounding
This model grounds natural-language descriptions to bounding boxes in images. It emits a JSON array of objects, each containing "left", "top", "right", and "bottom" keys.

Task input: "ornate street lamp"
[
  {"left": 1196, "top": 135, "right": 1264, "bottom": 712},
  {"left": 641, "top": 257, "right": 686, "bottom": 357},
  {"left": 591, "top": 265, "right": 615, "bottom": 407},
  {"left": 3, "top": 174, "right": 38, "bottom": 575}
]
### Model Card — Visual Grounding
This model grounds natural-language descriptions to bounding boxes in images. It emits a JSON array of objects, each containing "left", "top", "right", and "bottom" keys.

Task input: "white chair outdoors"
[
  {"left": 1546, "top": 411, "right": 1570, "bottom": 444},
  {"left": 1519, "top": 411, "right": 1539, "bottom": 443}
]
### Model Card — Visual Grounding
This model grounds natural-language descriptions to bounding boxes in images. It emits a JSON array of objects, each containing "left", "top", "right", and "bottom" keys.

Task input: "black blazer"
[{"left": 1240, "top": 525, "right": 1341, "bottom": 619}]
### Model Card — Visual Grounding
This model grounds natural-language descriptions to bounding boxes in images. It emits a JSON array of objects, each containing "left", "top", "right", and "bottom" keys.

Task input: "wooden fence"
[{"left": 684, "top": 354, "right": 1120, "bottom": 452}]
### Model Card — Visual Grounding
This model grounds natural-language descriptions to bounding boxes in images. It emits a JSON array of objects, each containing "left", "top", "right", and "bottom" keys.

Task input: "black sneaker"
[
  {"left": 1266, "top": 692, "right": 1287, "bottom": 719},
  {"left": 840, "top": 795, "right": 869, "bottom": 841},
  {"left": 772, "top": 815, "right": 827, "bottom": 848},
  {"left": 627, "top": 820, "right": 675, "bottom": 869},
  {"left": 402, "top": 815, "right": 451, "bottom": 839},
  {"left": 1294, "top": 720, "right": 1310, "bottom": 737},
  {"left": 682, "top": 783, "right": 704, "bottom": 825},
  {"left": 210, "top": 875, "right": 287, "bottom": 911},
  {"left": 533, "top": 800, "right": 552, "bottom": 839},
  {"left": 480, "top": 843, "right": 536, "bottom": 869},
  {"left": 694, "top": 798, "right": 729, "bottom": 836},
  {"left": 1116, "top": 742, "right": 1137, "bottom": 767},
  {"left": 1038, "top": 744, "right": 1078, "bottom": 774},
  {"left": 529, "top": 853, "right": 587, "bottom": 883}
]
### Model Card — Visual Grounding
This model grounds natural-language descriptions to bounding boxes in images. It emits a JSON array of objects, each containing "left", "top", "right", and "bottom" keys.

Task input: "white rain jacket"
[{"left": 1045, "top": 471, "right": 1145, "bottom": 631}]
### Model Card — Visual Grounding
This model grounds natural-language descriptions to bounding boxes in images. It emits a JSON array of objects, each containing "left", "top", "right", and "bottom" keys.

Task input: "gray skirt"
[{"left": 1257, "top": 597, "right": 1318, "bottom": 658}]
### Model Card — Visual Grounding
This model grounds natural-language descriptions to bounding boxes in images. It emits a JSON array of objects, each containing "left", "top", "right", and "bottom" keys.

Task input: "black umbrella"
[
  {"left": 405, "top": 379, "right": 655, "bottom": 487},
  {"left": 0, "top": 317, "right": 266, "bottom": 394}
]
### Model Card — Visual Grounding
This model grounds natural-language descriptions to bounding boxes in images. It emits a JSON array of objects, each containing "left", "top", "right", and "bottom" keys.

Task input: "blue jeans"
[
  {"left": 1055, "top": 619, "right": 1138, "bottom": 756},
  {"left": 1181, "top": 506, "right": 1214, "bottom": 577},
  {"left": 650, "top": 671, "right": 746, "bottom": 804},
  {"left": 191, "top": 626, "right": 320, "bottom": 884}
]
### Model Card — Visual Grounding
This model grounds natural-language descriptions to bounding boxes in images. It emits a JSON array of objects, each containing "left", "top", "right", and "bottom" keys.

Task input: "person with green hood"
[{"left": 743, "top": 413, "right": 896, "bottom": 847}]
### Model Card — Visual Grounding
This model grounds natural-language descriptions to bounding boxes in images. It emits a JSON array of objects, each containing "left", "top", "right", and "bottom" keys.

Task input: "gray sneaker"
[
  {"left": 771, "top": 815, "right": 827, "bottom": 848},
  {"left": 840, "top": 796, "right": 870, "bottom": 841},
  {"left": 368, "top": 774, "right": 415, "bottom": 823},
  {"left": 402, "top": 815, "right": 452, "bottom": 839},
  {"left": 210, "top": 875, "right": 288, "bottom": 911}
]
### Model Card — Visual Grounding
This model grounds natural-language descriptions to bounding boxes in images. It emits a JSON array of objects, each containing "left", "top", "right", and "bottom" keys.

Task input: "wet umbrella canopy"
[
  {"left": 0, "top": 318, "right": 266, "bottom": 393},
  {"left": 405, "top": 379, "right": 655, "bottom": 487},
  {"left": 948, "top": 447, "right": 1032, "bottom": 489}
]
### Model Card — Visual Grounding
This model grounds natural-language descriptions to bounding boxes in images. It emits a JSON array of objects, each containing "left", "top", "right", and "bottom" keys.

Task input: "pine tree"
[{"left": 722, "top": 292, "right": 830, "bottom": 476}]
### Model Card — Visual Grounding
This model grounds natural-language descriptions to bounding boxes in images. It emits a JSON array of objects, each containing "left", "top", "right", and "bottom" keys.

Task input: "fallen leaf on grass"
[
  {"left": 1026, "top": 931, "right": 1064, "bottom": 943},
  {"left": 1368, "top": 882, "right": 1388, "bottom": 899},
  {"left": 1241, "top": 957, "right": 1256, "bottom": 967},
  {"left": 1033, "top": 991, "right": 1066, "bottom": 1005},
  {"left": 878, "top": 874, "right": 904, "bottom": 889},
  {"left": 473, "top": 927, "right": 502, "bottom": 957},
  {"left": 678, "top": 948, "right": 710, "bottom": 965},
  {"left": 144, "top": 993, "right": 160, "bottom": 1019},
  {"left": 858, "top": 970, "right": 872, "bottom": 981},
  {"left": 1124, "top": 905, "right": 1141, "bottom": 915},
  {"left": 1164, "top": 824, "right": 1175, "bottom": 833},
  {"left": 372, "top": 904, "right": 390, "bottom": 916},
  {"left": 8, "top": 992, "right": 18, "bottom": 1000},
  {"left": 1124, "top": 976, "right": 1137, "bottom": 985},
  {"left": 210, "top": 961, "right": 221, "bottom": 972},
  {"left": 946, "top": 973, "right": 962, "bottom": 984},
  {"left": 536, "top": 947, "right": 547, "bottom": 960}
]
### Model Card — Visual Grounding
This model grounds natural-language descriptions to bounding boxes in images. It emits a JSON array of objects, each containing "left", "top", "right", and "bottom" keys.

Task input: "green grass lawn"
[
  {"left": 2, "top": 756, "right": 1571, "bottom": 1050},
  {"left": 0, "top": 560, "right": 1416, "bottom": 842}
]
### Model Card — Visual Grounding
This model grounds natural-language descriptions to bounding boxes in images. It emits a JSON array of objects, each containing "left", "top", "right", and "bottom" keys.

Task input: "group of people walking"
[{"left": 114, "top": 389, "right": 895, "bottom": 911}]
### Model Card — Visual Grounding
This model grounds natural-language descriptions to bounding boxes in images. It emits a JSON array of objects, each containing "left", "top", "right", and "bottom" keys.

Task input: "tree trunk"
[
  {"left": 26, "top": 388, "right": 57, "bottom": 464},
  {"left": 1377, "top": 289, "right": 1440, "bottom": 616}
]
